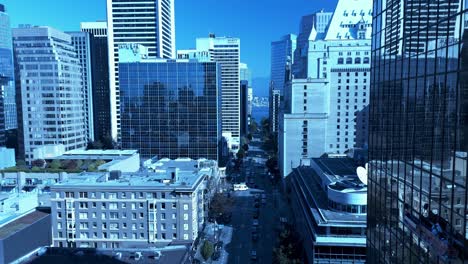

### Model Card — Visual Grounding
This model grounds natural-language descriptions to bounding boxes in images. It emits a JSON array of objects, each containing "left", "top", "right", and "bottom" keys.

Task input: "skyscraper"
[
  {"left": 12, "top": 26, "right": 87, "bottom": 163},
  {"left": 81, "top": 22, "right": 111, "bottom": 143},
  {"left": 269, "top": 34, "right": 296, "bottom": 133},
  {"left": 67, "top": 31, "right": 94, "bottom": 142},
  {"left": 279, "top": 0, "right": 372, "bottom": 177},
  {"left": 367, "top": 0, "right": 468, "bottom": 263},
  {"left": 270, "top": 34, "right": 297, "bottom": 94},
  {"left": 106, "top": 0, "right": 176, "bottom": 140},
  {"left": 240, "top": 62, "right": 252, "bottom": 134},
  {"left": 119, "top": 45, "right": 221, "bottom": 161},
  {"left": 0, "top": 4, "right": 17, "bottom": 146},
  {"left": 292, "top": 11, "right": 333, "bottom": 79},
  {"left": 193, "top": 35, "right": 241, "bottom": 151}
]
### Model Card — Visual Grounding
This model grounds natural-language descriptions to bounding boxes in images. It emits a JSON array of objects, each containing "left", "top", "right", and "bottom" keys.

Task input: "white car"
[{"left": 233, "top": 183, "right": 248, "bottom": 191}]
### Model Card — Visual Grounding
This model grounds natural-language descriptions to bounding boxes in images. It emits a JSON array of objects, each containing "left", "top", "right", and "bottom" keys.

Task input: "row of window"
[{"left": 337, "top": 57, "right": 370, "bottom": 64}]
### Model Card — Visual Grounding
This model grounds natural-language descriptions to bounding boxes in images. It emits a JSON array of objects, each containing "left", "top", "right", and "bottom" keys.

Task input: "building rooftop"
[
  {"left": 52, "top": 149, "right": 138, "bottom": 161},
  {"left": 51, "top": 170, "right": 205, "bottom": 191},
  {"left": 294, "top": 166, "right": 366, "bottom": 226},
  {"left": 0, "top": 210, "right": 49, "bottom": 240}
]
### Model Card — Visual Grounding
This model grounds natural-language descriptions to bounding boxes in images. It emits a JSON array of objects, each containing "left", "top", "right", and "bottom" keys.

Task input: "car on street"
[
  {"left": 250, "top": 250, "right": 257, "bottom": 261},
  {"left": 253, "top": 210, "right": 259, "bottom": 219},
  {"left": 252, "top": 219, "right": 259, "bottom": 226},
  {"left": 212, "top": 251, "right": 221, "bottom": 260},
  {"left": 254, "top": 202, "right": 260, "bottom": 208}
]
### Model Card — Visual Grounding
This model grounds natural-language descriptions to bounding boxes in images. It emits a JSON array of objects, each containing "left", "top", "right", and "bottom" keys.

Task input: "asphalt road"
[{"left": 226, "top": 139, "right": 289, "bottom": 264}]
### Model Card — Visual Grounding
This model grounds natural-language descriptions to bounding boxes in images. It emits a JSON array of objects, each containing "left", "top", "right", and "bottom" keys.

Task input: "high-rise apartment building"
[
  {"left": 0, "top": 4, "right": 17, "bottom": 146},
  {"left": 240, "top": 63, "right": 252, "bottom": 134},
  {"left": 279, "top": 0, "right": 372, "bottom": 177},
  {"left": 106, "top": 0, "right": 176, "bottom": 140},
  {"left": 180, "top": 35, "right": 241, "bottom": 151},
  {"left": 67, "top": 31, "right": 94, "bottom": 143},
  {"left": 367, "top": 0, "right": 467, "bottom": 263},
  {"left": 81, "top": 22, "right": 111, "bottom": 143},
  {"left": 119, "top": 45, "right": 222, "bottom": 161},
  {"left": 293, "top": 12, "right": 333, "bottom": 79},
  {"left": 269, "top": 34, "right": 296, "bottom": 133},
  {"left": 12, "top": 26, "right": 87, "bottom": 163}
]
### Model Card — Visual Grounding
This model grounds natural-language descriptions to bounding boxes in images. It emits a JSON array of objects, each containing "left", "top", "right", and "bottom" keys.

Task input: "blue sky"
[{"left": 3, "top": 0, "right": 338, "bottom": 96}]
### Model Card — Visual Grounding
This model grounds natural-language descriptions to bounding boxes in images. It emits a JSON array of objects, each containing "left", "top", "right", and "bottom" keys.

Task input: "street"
[{"left": 225, "top": 136, "right": 291, "bottom": 264}]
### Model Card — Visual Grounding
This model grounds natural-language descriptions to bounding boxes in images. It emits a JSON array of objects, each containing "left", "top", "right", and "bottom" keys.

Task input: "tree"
[
  {"left": 201, "top": 240, "right": 214, "bottom": 260},
  {"left": 49, "top": 160, "right": 62, "bottom": 170},
  {"left": 247, "top": 133, "right": 253, "bottom": 141},
  {"left": 87, "top": 140, "right": 104, "bottom": 150},
  {"left": 242, "top": 144, "right": 249, "bottom": 151},
  {"left": 249, "top": 120, "right": 258, "bottom": 134},
  {"left": 236, "top": 148, "right": 245, "bottom": 160},
  {"left": 63, "top": 160, "right": 79, "bottom": 170},
  {"left": 31, "top": 159, "right": 46, "bottom": 168},
  {"left": 209, "top": 193, "right": 234, "bottom": 217}
]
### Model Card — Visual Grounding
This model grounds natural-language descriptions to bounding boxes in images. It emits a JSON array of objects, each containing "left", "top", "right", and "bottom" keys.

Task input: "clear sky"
[{"left": 2, "top": 0, "right": 338, "bottom": 95}]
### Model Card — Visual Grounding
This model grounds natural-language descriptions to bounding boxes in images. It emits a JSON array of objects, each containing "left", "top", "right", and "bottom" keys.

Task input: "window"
[
  {"left": 184, "top": 224, "right": 189, "bottom": 231},
  {"left": 172, "top": 213, "right": 177, "bottom": 219},
  {"left": 161, "top": 203, "right": 166, "bottom": 209},
  {"left": 161, "top": 223, "right": 166, "bottom": 230},
  {"left": 346, "top": 58, "right": 352, "bottom": 64},
  {"left": 110, "top": 212, "right": 119, "bottom": 219},
  {"left": 79, "top": 212, "right": 88, "bottom": 219},
  {"left": 79, "top": 192, "right": 88, "bottom": 198},
  {"left": 172, "top": 203, "right": 177, "bottom": 209},
  {"left": 161, "top": 213, "right": 166, "bottom": 220},
  {"left": 108, "top": 193, "right": 117, "bottom": 199},
  {"left": 183, "top": 204, "right": 189, "bottom": 210},
  {"left": 58, "top": 212, "right": 62, "bottom": 219},
  {"left": 338, "top": 58, "right": 344, "bottom": 64},
  {"left": 183, "top": 213, "right": 188, "bottom": 220},
  {"left": 80, "top": 222, "right": 89, "bottom": 229},
  {"left": 363, "top": 57, "right": 369, "bottom": 63},
  {"left": 109, "top": 203, "right": 118, "bottom": 210}
]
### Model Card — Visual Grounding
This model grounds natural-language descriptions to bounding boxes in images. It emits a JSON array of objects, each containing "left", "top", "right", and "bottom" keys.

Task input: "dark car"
[
  {"left": 253, "top": 210, "right": 259, "bottom": 219},
  {"left": 252, "top": 232, "right": 258, "bottom": 241},
  {"left": 251, "top": 250, "right": 257, "bottom": 261},
  {"left": 215, "top": 241, "right": 224, "bottom": 251}
]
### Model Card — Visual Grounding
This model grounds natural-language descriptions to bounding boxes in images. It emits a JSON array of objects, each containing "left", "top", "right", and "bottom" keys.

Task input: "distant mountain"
[{"left": 251, "top": 77, "right": 270, "bottom": 97}]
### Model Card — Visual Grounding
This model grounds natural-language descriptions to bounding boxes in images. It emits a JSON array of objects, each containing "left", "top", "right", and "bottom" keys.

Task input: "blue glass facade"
[
  {"left": 0, "top": 4, "right": 16, "bottom": 146},
  {"left": 368, "top": 0, "right": 468, "bottom": 263},
  {"left": 119, "top": 61, "right": 221, "bottom": 161}
]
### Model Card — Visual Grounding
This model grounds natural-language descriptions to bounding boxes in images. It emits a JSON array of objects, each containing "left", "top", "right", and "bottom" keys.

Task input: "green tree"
[
  {"left": 209, "top": 193, "right": 234, "bottom": 217},
  {"left": 201, "top": 240, "right": 214, "bottom": 260},
  {"left": 49, "top": 160, "right": 62, "bottom": 170},
  {"left": 31, "top": 159, "right": 46, "bottom": 168},
  {"left": 236, "top": 148, "right": 245, "bottom": 160},
  {"left": 31, "top": 166, "right": 42, "bottom": 172}
]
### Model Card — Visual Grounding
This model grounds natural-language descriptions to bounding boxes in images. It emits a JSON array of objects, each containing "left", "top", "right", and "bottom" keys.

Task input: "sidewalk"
[{"left": 193, "top": 223, "right": 233, "bottom": 264}]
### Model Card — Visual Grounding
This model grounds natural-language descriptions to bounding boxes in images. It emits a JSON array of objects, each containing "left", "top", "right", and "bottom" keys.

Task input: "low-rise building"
[
  {"left": 0, "top": 192, "right": 51, "bottom": 263},
  {"left": 48, "top": 149, "right": 140, "bottom": 173},
  {"left": 287, "top": 157, "right": 367, "bottom": 263},
  {"left": 51, "top": 168, "right": 208, "bottom": 249}
]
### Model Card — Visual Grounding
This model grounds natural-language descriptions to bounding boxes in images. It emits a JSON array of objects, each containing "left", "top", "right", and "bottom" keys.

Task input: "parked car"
[
  {"left": 215, "top": 241, "right": 224, "bottom": 251},
  {"left": 254, "top": 202, "right": 260, "bottom": 208},
  {"left": 253, "top": 210, "right": 259, "bottom": 219},
  {"left": 252, "top": 219, "right": 259, "bottom": 226}
]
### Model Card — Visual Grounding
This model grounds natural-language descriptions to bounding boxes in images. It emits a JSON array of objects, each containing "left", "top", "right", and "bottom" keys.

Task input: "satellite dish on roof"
[{"left": 356, "top": 163, "right": 368, "bottom": 185}]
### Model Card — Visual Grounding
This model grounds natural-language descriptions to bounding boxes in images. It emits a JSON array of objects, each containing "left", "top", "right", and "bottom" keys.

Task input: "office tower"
[
  {"left": 81, "top": 22, "right": 111, "bottom": 143},
  {"left": 270, "top": 34, "right": 297, "bottom": 94},
  {"left": 269, "top": 88, "right": 281, "bottom": 133},
  {"left": 279, "top": 0, "right": 372, "bottom": 177},
  {"left": 12, "top": 26, "right": 87, "bottom": 163},
  {"left": 240, "top": 62, "right": 252, "bottom": 133},
  {"left": 367, "top": 0, "right": 467, "bottom": 263},
  {"left": 292, "top": 11, "right": 333, "bottom": 79},
  {"left": 106, "top": 0, "right": 176, "bottom": 140},
  {"left": 50, "top": 160, "right": 216, "bottom": 248},
  {"left": 182, "top": 35, "right": 241, "bottom": 151},
  {"left": 288, "top": 157, "right": 367, "bottom": 263},
  {"left": 240, "top": 80, "right": 249, "bottom": 137},
  {"left": 0, "top": 4, "right": 17, "bottom": 146},
  {"left": 119, "top": 45, "right": 221, "bottom": 161},
  {"left": 67, "top": 31, "right": 94, "bottom": 142},
  {"left": 270, "top": 34, "right": 296, "bottom": 133}
]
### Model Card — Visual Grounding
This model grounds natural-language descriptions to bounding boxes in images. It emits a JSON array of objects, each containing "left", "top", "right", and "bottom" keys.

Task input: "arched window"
[
  {"left": 338, "top": 58, "right": 344, "bottom": 64},
  {"left": 364, "top": 57, "right": 370, "bottom": 64},
  {"left": 355, "top": 57, "right": 361, "bottom": 64},
  {"left": 346, "top": 58, "right": 352, "bottom": 64}
]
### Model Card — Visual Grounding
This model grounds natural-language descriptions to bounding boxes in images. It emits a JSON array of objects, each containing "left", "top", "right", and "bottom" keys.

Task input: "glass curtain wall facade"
[
  {"left": 0, "top": 4, "right": 17, "bottom": 146},
  {"left": 119, "top": 61, "right": 221, "bottom": 161},
  {"left": 368, "top": 0, "right": 468, "bottom": 263},
  {"left": 80, "top": 22, "right": 111, "bottom": 142}
]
